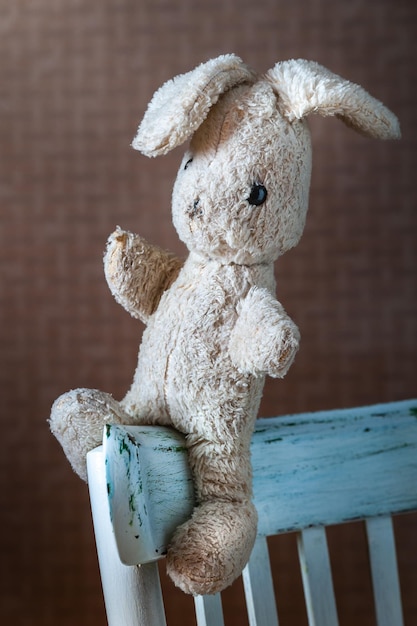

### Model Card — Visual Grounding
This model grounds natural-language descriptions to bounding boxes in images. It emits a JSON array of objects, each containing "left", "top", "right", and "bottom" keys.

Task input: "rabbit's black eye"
[
  {"left": 248, "top": 183, "right": 267, "bottom": 206},
  {"left": 184, "top": 158, "right": 193, "bottom": 170}
]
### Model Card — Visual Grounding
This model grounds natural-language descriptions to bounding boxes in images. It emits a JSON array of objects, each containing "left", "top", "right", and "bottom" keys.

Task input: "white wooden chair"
[{"left": 87, "top": 399, "right": 417, "bottom": 626}]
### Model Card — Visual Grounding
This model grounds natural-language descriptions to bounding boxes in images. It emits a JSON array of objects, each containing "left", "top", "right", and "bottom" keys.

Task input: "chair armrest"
[{"left": 104, "top": 425, "right": 195, "bottom": 565}]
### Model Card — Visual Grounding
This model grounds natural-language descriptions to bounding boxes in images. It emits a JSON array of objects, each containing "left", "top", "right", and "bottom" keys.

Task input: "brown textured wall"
[{"left": 1, "top": 0, "right": 416, "bottom": 624}]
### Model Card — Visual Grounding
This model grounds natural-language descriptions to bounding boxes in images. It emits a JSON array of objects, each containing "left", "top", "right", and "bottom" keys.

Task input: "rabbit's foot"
[
  {"left": 49, "top": 388, "right": 132, "bottom": 480},
  {"left": 166, "top": 499, "right": 257, "bottom": 595}
]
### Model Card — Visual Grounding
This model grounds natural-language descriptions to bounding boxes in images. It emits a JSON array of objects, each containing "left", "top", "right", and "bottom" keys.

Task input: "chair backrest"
[{"left": 87, "top": 399, "right": 417, "bottom": 626}]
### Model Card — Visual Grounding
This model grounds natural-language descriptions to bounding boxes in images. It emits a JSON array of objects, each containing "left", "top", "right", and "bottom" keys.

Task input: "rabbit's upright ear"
[
  {"left": 132, "top": 55, "right": 256, "bottom": 157},
  {"left": 266, "top": 60, "right": 400, "bottom": 139}
]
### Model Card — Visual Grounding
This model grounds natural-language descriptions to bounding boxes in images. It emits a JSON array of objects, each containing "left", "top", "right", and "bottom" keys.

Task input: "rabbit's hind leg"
[{"left": 50, "top": 388, "right": 134, "bottom": 481}]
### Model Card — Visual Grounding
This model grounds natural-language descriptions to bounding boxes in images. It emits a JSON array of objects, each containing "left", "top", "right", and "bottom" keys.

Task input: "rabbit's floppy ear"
[
  {"left": 266, "top": 59, "right": 400, "bottom": 140},
  {"left": 132, "top": 54, "right": 257, "bottom": 157}
]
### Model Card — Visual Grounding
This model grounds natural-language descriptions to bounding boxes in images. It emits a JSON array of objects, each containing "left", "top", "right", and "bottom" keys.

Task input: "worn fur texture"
[{"left": 50, "top": 54, "right": 400, "bottom": 595}]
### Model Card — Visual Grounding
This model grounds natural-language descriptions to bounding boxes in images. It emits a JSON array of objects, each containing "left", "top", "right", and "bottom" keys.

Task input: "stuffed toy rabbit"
[{"left": 50, "top": 55, "right": 400, "bottom": 595}]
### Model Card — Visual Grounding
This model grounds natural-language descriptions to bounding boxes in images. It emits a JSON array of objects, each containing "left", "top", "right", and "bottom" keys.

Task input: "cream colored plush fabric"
[{"left": 50, "top": 54, "right": 400, "bottom": 595}]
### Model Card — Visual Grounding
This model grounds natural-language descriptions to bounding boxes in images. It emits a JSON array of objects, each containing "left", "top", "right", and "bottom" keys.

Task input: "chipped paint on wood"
[{"left": 105, "top": 425, "right": 195, "bottom": 564}]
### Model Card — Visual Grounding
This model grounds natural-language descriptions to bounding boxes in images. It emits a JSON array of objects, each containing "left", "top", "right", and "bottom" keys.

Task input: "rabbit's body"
[
  {"left": 122, "top": 252, "right": 272, "bottom": 435},
  {"left": 50, "top": 54, "right": 400, "bottom": 595}
]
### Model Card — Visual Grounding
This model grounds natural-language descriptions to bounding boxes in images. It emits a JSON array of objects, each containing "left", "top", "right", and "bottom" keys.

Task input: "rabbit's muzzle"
[{"left": 188, "top": 197, "right": 204, "bottom": 219}]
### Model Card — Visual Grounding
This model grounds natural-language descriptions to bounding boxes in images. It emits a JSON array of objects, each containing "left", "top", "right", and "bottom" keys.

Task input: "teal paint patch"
[
  {"left": 128, "top": 493, "right": 136, "bottom": 513},
  {"left": 119, "top": 436, "right": 131, "bottom": 459},
  {"left": 162, "top": 445, "right": 187, "bottom": 453}
]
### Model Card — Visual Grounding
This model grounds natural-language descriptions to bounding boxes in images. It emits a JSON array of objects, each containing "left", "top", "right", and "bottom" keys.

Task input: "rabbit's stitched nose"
[{"left": 188, "top": 197, "right": 203, "bottom": 218}]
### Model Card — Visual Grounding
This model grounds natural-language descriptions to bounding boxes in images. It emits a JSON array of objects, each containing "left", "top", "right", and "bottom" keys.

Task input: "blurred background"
[{"left": 1, "top": 0, "right": 416, "bottom": 624}]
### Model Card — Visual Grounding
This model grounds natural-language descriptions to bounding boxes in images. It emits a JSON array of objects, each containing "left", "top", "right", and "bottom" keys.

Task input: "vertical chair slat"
[
  {"left": 194, "top": 594, "right": 225, "bottom": 626},
  {"left": 242, "top": 535, "right": 279, "bottom": 626},
  {"left": 366, "top": 516, "right": 404, "bottom": 626},
  {"left": 297, "top": 526, "right": 339, "bottom": 626},
  {"left": 87, "top": 447, "right": 167, "bottom": 626}
]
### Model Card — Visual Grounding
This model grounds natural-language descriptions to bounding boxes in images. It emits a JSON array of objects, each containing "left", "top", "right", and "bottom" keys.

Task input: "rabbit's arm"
[
  {"left": 104, "top": 228, "right": 183, "bottom": 324},
  {"left": 229, "top": 286, "right": 300, "bottom": 378}
]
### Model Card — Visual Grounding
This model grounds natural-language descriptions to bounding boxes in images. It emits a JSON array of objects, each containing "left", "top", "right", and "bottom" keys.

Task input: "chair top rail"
[
  {"left": 253, "top": 398, "right": 417, "bottom": 536},
  {"left": 104, "top": 399, "right": 417, "bottom": 566}
]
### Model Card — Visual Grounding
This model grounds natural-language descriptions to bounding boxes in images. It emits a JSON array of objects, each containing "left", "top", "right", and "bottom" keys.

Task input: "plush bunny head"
[
  {"left": 133, "top": 55, "right": 400, "bottom": 265},
  {"left": 170, "top": 81, "right": 312, "bottom": 264}
]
